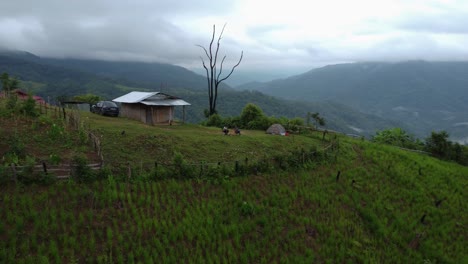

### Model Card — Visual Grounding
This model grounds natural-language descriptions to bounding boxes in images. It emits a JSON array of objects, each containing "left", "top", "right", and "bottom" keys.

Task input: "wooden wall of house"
[
  {"left": 150, "top": 106, "right": 174, "bottom": 124},
  {"left": 121, "top": 103, "right": 174, "bottom": 125},
  {"left": 121, "top": 103, "right": 145, "bottom": 123}
]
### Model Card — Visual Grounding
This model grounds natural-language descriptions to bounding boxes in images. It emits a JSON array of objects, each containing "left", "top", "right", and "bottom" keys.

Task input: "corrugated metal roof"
[
  {"left": 141, "top": 99, "right": 191, "bottom": 106},
  {"left": 113, "top": 91, "right": 191, "bottom": 106},
  {"left": 113, "top": 91, "right": 159, "bottom": 103}
]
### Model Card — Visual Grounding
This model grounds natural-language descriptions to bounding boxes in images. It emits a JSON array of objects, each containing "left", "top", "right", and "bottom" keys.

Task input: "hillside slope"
[
  {"left": 239, "top": 61, "right": 468, "bottom": 142},
  {"left": 1, "top": 108, "right": 466, "bottom": 263}
]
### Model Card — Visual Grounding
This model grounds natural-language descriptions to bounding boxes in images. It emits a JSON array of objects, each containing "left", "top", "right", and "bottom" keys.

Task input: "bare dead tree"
[{"left": 197, "top": 24, "right": 243, "bottom": 117}]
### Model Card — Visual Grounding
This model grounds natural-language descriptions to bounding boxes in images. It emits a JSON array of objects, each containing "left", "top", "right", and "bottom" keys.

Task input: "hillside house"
[
  {"left": 0, "top": 89, "right": 46, "bottom": 104},
  {"left": 112, "top": 91, "right": 190, "bottom": 125}
]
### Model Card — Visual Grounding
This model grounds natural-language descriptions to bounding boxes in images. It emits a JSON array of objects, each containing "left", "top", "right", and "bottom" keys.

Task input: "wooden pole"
[
  {"left": 182, "top": 106, "right": 186, "bottom": 124},
  {"left": 42, "top": 161, "right": 48, "bottom": 175},
  {"left": 127, "top": 162, "right": 132, "bottom": 180}
]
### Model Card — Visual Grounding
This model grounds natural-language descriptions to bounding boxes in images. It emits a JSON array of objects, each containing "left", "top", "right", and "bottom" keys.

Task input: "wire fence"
[{"left": 121, "top": 140, "right": 340, "bottom": 181}]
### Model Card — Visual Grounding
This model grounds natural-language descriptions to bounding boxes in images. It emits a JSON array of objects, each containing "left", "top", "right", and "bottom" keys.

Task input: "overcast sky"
[{"left": 1, "top": 0, "right": 468, "bottom": 84}]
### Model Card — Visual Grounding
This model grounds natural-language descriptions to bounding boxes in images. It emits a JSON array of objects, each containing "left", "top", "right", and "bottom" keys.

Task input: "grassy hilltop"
[{"left": 0, "top": 105, "right": 467, "bottom": 263}]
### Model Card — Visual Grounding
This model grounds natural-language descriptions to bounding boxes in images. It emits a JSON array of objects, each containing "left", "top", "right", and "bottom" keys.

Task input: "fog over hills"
[{"left": 238, "top": 61, "right": 468, "bottom": 143}]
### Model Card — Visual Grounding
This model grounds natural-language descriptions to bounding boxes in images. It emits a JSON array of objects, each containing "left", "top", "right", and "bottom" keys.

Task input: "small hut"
[
  {"left": 113, "top": 91, "right": 190, "bottom": 125},
  {"left": 266, "top": 124, "right": 286, "bottom": 135}
]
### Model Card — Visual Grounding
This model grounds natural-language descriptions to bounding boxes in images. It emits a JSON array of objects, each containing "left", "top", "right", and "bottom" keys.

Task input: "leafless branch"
[
  {"left": 196, "top": 45, "right": 210, "bottom": 59},
  {"left": 218, "top": 51, "right": 243, "bottom": 84}
]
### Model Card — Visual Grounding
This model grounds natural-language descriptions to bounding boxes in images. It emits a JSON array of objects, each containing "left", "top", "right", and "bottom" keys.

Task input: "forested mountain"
[
  {"left": 0, "top": 51, "right": 404, "bottom": 136},
  {"left": 238, "top": 61, "right": 468, "bottom": 143},
  {"left": 41, "top": 58, "right": 209, "bottom": 90}
]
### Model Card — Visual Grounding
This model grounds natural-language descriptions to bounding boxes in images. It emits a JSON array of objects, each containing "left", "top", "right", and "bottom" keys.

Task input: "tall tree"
[
  {"left": 197, "top": 24, "right": 243, "bottom": 116},
  {"left": 308, "top": 112, "right": 325, "bottom": 129},
  {"left": 1, "top": 72, "right": 20, "bottom": 97},
  {"left": 425, "top": 131, "right": 451, "bottom": 159}
]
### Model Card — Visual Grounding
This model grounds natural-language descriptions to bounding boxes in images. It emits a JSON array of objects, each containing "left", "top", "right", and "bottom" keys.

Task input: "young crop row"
[{"left": 1, "top": 138, "right": 466, "bottom": 263}]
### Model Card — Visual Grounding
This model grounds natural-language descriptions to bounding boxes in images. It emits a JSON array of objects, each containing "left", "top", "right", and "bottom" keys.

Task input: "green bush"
[
  {"left": 246, "top": 115, "right": 270, "bottom": 130},
  {"left": 205, "top": 113, "right": 223, "bottom": 127},
  {"left": 21, "top": 95, "right": 39, "bottom": 117},
  {"left": 284, "top": 117, "right": 304, "bottom": 131},
  {"left": 48, "top": 154, "right": 61, "bottom": 165},
  {"left": 37, "top": 170, "right": 57, "bottom": 186},
  {"left": 17, "top": 156, "right": 36, "bottom": 185},
  {"left": 48, "top": 123, "right": 65, "bottom": 140},
  {"left": 240, "top": 103, "right": 267, "bottom": 129},
  {"left": 6, "top": 134, "right": 26, "bottom": 160},
  {"left": 0, "top": 165, "right": 11, "bottom": 185},
  {"left": 172, "top": 151, "right": 194, "bottom": 179},
  {"left": 71, "top": 154, "right": 95, "bottom": 183},
  {"left": 240, "top": 201, "right": 256, "bottom": 217}
]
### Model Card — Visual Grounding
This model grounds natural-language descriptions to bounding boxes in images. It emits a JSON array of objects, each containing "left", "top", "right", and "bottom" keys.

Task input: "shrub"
[
  {"left": 222, "top": 116, "right": 242, "bottom": 128},
  {"left": 240, "top": 103, "right": 266, "bottom": 128},
  {"left": 205, "top": 113, "right": 223, "bottom": 127},
  {"left": 37, "top": 170, "right": 57, "bottom": 186},
  {"left": 172, "top": 151, "right": 193, "bottom": 179},
  {"left": 71, "top": 153, "right": 95, "bottom": 183},
  {"left": 48, "top": 154, "right": 61, "bottom": 165},
  {"left": 48, "top": 123, "right": 65, "bottom": 140},
  {"left": 17, "top": 156, "right": 36, "bottom": 185},
  {"left": 0, "top": 165, "right": 11, "bottom": 185},
  {"left": 6, "top": 134, "right": 26, "bottom": 159},
  {"left": 21, "top": 95, "right": 39, "bottom": 117},
  {"left": 246, "top": 115, "right": 270, "bottom": 130},
  {"left": 240, "top": 201, "right": 256, "bottom": 217},
  {"left": 284, "top": 117, "right": 304, "bottom": 131},
  {"left": 6, "top": 95, "right": 18, "bottom": 111}
]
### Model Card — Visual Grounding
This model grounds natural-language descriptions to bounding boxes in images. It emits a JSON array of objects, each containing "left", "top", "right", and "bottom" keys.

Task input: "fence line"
[
  {"left": 4, "top": 105, "right": 104, "bottom": 182},
  {"left": 9, "top": 162, "right": 102, "bottom": 181},
  {"left": 62, "top": 107, "right": 104, "bottom": 165},
  {"left": 122, "top": 141, "right": 339, "bottom": 180}
]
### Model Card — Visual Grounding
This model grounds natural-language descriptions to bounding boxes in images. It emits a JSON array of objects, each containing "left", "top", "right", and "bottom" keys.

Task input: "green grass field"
[{"left": 1, "top": 108, "right": 467, "bottom": 263}]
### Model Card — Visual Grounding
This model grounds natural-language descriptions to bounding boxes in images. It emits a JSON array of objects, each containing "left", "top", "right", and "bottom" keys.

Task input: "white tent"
[{"left": 266, "top": 124, "right": 286, "bottom": 135}]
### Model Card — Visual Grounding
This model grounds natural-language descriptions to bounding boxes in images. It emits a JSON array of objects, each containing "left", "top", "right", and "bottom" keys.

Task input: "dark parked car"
[{"left": 91, "top": 101, "right": 119, "bottom": 117}]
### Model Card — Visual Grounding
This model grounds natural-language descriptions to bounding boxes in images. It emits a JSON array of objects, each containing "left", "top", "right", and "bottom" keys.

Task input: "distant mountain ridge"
[
  {"left": 0, "top": 51, "right": 408, "bottom": 136},
  {"left": 41, "top": 58, "right": 210, "bottom": 90},
  {"left": 238, "top": 61, "right": 468, "bottom": 143}
]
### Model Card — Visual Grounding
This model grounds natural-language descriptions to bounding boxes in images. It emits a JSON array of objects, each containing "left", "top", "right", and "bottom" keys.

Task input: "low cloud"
[{"left": 1, "top": 0, "right": 468, "bottom": 80}]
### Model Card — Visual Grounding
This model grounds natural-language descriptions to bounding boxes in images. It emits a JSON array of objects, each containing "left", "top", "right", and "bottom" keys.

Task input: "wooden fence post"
[
  {"left": 127, "top": 162, "right": 132, "bottom": 180},
  {"left": 154, "top": 162, "right": 158, "bottom": 178},
  {"left": 61, "top": 107, "right": 65, "bottom": 120},
  {"left": 42, "top": 161, "right": 48, "bottom": 175}
]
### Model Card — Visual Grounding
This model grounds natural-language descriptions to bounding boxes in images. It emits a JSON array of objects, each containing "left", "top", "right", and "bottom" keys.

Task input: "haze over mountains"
[
  {"left": 1, "top": 50, "right": 467, "bottom": 143},
  {"left": 238, "top": 61, "right": 468, "bottom": 143}
]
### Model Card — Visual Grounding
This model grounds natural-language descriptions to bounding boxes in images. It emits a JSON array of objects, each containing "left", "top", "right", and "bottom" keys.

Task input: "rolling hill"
[
  {"left": 0, "top": 51, "right": 405, "bottom": 136},
  {"left": 238, "top": 61, "right": 468, "bottom": 143},
  {"left": 1, "top": 104, "right": 467, "bottom": 263}
]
